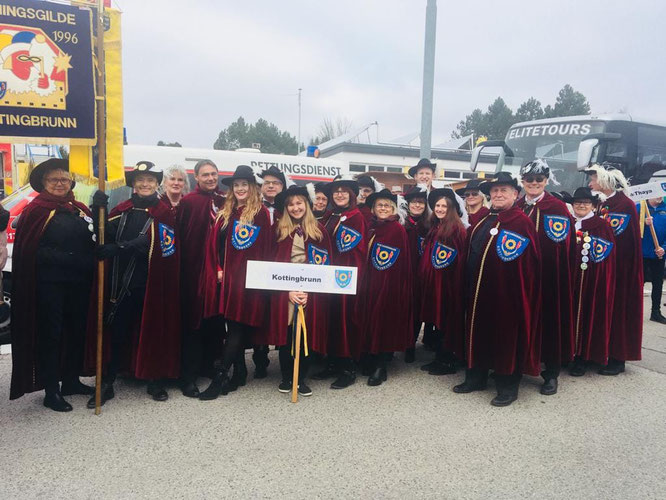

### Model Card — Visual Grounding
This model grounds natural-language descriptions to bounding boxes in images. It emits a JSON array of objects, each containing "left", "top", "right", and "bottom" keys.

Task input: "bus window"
[{"left": 637, "top": 126, "right": 666, "bottom": 180}]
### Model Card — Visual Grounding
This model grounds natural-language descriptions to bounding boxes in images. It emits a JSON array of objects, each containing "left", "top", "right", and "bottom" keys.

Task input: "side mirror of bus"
[
  {"left": 577, "top": 138, "right": 598, "bottom": 170},
  {"left": 470, "top": 140, "right": 511, "bottom": 172}
]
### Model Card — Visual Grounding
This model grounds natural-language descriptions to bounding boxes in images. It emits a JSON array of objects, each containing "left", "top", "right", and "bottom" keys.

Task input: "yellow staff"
[{"left": 291, "top": 304, "right": 309, "bottom": 403}]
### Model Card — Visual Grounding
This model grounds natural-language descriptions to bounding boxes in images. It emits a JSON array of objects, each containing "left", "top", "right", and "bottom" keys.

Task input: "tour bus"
[{"left": 469, "top": 114, "right": 666, "bottom": 191}]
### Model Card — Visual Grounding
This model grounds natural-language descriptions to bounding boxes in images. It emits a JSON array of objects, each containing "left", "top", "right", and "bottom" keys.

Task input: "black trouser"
[
  {"left": 252, "top": 345, "right": 270, "bottom": 369},
  {"left": 495, "top": 372, "right": 522, "bottom": 397},
  {"left": 278, "top": 327, "right": 310, "bottom": 383},
  {"left": 541, "top": 363, "right": 560, "bottom": 380},
  {"left": 106, "top": 287, "right": 145, "bottom": 383},
  {"left": 644, "top": 257, "right": 665, "bottom": 313},
  {"left": 368, "top": 352, "right": 391, "bottom": 371},
  {"left": 221, "top": 320, "right": 252, "bottom": 373},
  {"left": 181, "top": 316, "right": 225, "bottom": 383},
  {"left": 36, "top": 281, "right": 90, "bottom": 394}
]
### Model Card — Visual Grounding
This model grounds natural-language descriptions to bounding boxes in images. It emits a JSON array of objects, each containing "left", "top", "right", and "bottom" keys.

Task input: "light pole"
[{"left": 419, "top": 0, "right": 437, "bottom": 160}]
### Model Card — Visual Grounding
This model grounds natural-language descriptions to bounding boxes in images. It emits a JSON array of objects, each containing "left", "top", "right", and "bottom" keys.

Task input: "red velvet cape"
[
  {"left": 465, "top": 206, "right": 542, "bottom": 376},
  {"left": 358, "top": 218, "right": 413, "bottom": 354},
  {"left": 325, "top": 208, "right": 367, "bottom": 359},
  {"left": 315, "top": 209, "right": 333, "bottom": 227},
  {"left": 177, "top": 187, "right": 224, "bottom": 332},
  {"left": 517, "top": 192, "right": 575, "bottom": 367},
  {"left": 267, "top": 224, "right": 332, "bottom": 353},
  {"left": 203, "top": 205, "right": 272, "bottom": 331},
  {"left": 404, "top": 215, "right": 429, "bottom": 319},
  {"left": 468, "top": 206, "right": 490, "bottom": 229},
  {"left": 358, "top": 203, "right": 373, "bottom": 225},
  {"left": 10, "top": 193, "right": 94, "bottom": 399},
  {"left": 418, "top": 223, "right": 467, "bottom": 358},
  {"left": 599, "top": 191, "right": 643, "bottom": 360},
  {"left": 84, "top": 199, "right": 181, "bottom": 380},
  {"left": 573, "top": 216, "right": 616, "bottom": 364}
]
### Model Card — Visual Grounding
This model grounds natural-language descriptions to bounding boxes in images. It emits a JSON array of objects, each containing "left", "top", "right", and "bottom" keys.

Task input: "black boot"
[
  {"left": 230, "top": 356, "right": 248, "bottom": 390},
  {"left": 331, "top": 370, "right": 356, "bottom": 389},
  {"left": 491, "top": 373, "right": 520, "bottom": 407},
  {"left": 650, "top": 311, "right": 666, "bottom": 324},
  {"left": 253, "top": 345, "right": 270, "bottom": 379},
  {"left": 404, "top": 348, "right": 415, "bottom": 364},
  {"left": 598, "top": 358, "right": 625, "bottom": 376},
  {"left": 147, "top": 380, "right": 168, "bottom": 402},
  {"left": 367, "top": 367, "right": 387, "bottom": 386},
  {"left": 540, "top": 377, "right": 558, "bottom": 396},
  {"left": 198, "top": 369, "right": 232, "bottom": 400},
  {"left": 453, "top": 368, "right": 488, "bottom": 393},
  {"left": 312, "top": 359, "right": 337, "bottom": 380},
  {"left": 44, "top": 389, "right": 73, "bottom": 412},
  {"left": 86, "top": 382, "right": 115, "bottom": 409},
  {"left": 180, "top": 380, "right": 200, "bottom": 398},
  {"left": 61, "top": 378, "right": 95, "bottom": 396},
  {"left": 428, "top": 352, "right": 457, "bottom": 376},
  {"left": 568, "top": 358, "right": 586, "bottom": 377}
]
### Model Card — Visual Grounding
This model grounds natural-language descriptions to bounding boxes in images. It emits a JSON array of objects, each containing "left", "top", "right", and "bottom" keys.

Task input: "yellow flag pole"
[
  {"left": 94, "top": 0, "right": 107, "bottom": 415},
  {"left": 291, "top": 304, "right": 302, "bottom": 404}
]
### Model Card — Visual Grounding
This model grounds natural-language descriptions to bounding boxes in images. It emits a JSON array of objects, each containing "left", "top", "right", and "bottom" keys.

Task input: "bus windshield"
[{"left": 501, "top": 120, "right": 607, "bottom": 193}]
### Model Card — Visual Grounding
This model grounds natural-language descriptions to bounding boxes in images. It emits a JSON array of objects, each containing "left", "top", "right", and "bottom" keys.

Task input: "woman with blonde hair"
[
  {"left": 199, "top": 165, "right": 272, "bottom": 400},
  {"left": 267, "top": 185, "right": 332, "bottom": 396},
  {"left": 159, "top": 164, "right": 190, "bottom": 210}
]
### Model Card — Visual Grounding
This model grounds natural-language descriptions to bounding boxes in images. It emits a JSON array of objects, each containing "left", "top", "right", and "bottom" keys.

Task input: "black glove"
[
  {"left": 92, "top": 190, "right": 109, "bottom": 208},
  {"left": 96, "top": 243, "right": 121, "bottom": 260},
  {"left": 0, "top": 206, "right": 9, "bottom": 232}
]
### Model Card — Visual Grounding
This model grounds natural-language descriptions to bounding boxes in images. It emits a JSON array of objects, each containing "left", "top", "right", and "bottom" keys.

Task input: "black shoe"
[
  {"left": 420, "top": 360, "right": 438, "bottom": 372},
  {"left": 254, "top": 366, "right": 268, "bottom": 379},
  {"left": 86, "top": 383, "right": 114, "bottom": 409},
  {"left": 61, "top": 379, "right": 95, "bottom": 396},
  {"left": 428, "top": 362, "right": 457, "bottom": 376},
  {"left": 491, "top": 393, "right": 517, "bottom": 407},
  {"left": 312, "top": 365, "right": 337, "bottom": 380},
  {"left": 278, "top": 380, "right": 292, "bottom": 393},
  {"left": 44, "top": 392, "right": 73, "bottom": 412},
  {"left": 650, "top": 312, "right": 666, "bottom": 324},
  {"left": 540, "top": 378, "right": 558, "bottom": 396},
  {"left": 598, "top": 360, "right": 625, "bottom": 376},
  {"left": 404, "top": 348, "right": 415, "bottom": 364},
  {"left": 569, "top": 360, "right": 586, "bottom": 377},
  {"left": 298, "top": 383, "right": 313, "bottom": 396},
  {"left": 453, "top": 380, "right": 487, "bottom": 394},
  {"left": 198, "top": 371, "right": 231, "bottom": 400},
  {"left": 367, "top": 367, "right": 387, "bottom": 387},
  {"left": 331, "top": 371, "right": 356, "bottom": 389},
  {"left": 181, "top": 381, "right": 200, "bottom": 398},
  {"left": 147, "top": 382, "right": 168, "bottom": 402}
]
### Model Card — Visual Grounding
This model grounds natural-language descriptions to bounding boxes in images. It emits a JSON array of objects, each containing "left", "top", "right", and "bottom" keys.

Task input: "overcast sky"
[{"left": 118, "top": 0, "right": 666, "bottom": 149}]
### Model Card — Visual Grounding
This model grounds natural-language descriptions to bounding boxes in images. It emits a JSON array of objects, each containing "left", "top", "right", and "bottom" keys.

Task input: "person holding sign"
[
  {"left": 454, "top": 172, "right": 541, "bottom": 407},
  {"left": 10, "top": 159, "right": 95, "bottom": 411},
  {"left": 586, "top": 164, "right": 643, "bottom": 375},
  {"left": 564, "top": 188, "right": 616, "bottom": 376},
  {"left": 89, "top": 161, "right": 181, "bottom": 407},
  {"left": 638, "top": 196, "right": 666, "bottom": 324},
  {"left": 418, "top": 188, "right": 467, "bottom": 376},
  {"left": 267, "top": 185, "right": 332, "bottom": 396},
  {"left": 313, "top": 175, "right": 367, "bottom": 389},
  {"left": 357, "top": 189, "right": 412, "bottom": 386},
  {"left": 199, "top": 165, "right": 272, "bottom": 400}
]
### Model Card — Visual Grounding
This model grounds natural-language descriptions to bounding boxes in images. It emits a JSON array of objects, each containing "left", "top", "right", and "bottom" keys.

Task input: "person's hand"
[
  {"left": 217, "top": 270, "right": 223, "bottom": 282},
  {"left": 645, "top": 216, "right": 653, "bottom": 226},
  {"left": 656, "top": 247, "right": 665, "bottom": 258},
  {"left": 92, "top": 190, "right": 109, "bottom": 208},
  {"left": 289, "top": 291, "right": 308, "bottom": 305},
  {"left": 95, "top": 243, "right": 120, "bottom": 260}
]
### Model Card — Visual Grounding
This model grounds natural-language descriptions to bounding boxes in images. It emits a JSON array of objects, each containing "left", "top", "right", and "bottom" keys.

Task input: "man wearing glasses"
[{"left": 259, "top": 166, "right": 286, "bottom": 225}]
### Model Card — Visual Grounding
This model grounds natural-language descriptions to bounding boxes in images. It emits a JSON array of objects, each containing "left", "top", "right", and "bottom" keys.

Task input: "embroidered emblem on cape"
[
  {"left": 590, "top": 236, "right": 613, "bottom": 263},
  {"left": 371, "top": 242, "right": 400, "bottom": 271},
  {"left": 158, "top": 223, "right": 176, "bottom": 257},
  {"left": 496, "top": 229, "right": 529, "bottom": 262},
  {"left": 606, "top": 212, "right": 630, "bottom": 236},
  {"left": 544, "top": 215, "right": 570, "bottom": 243},
  {"left": 336, "top": 225, "right": 362, "bottom": 253},
  {"left": 417, "top": 236, "right": 425, "bottom": 257},
  {"left": 308, "top": 244, "right": 329, "bottom": 265},
  {"left": 231, "top": 220, "right": 260, "bottom": 250},
  {"left": 431, "top": 242, "right": 457, "bottom": 270},
  {"left": 335, "top": 270, "right": 352, "bottom": 288}
]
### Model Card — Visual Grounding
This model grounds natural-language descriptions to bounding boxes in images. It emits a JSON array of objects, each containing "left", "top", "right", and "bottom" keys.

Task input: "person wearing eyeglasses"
[
  {"left": 10, "top": 159, "right": 96, "bottom": 412},
  {"left": 516, "top": 159, "right": 575, "bottom": 396},
  {"left": 456, "top": 179, "right": 489, "bottom": 228}
]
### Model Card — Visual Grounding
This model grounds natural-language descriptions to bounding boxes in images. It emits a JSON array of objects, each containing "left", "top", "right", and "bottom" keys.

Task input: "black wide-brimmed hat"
[
  {"left": 479, "top": 172, "right": 519, "bottom": 195},
  {"left": 563, "top": 187, "right": 599, "bottom": 205},
  {"left": 329, "top": 174, "right": 359, "bottom": 196},
  {"left": 314, "top": 182, "right": 331, "bottom": 197},
  {"left": 221, "top": 164, "right": 257, "bottom": 187},
  {"left": 366, "top": 188, "right": 397, "bottom": 208},
  {"left": 125, "top": 160, "right": 163, "bottom": 187},
  {"left": 403, "top": 184, "right": 428, "bottom": 202},
  {"left": 519, "top": 159, "right": 550, "bottom": 178},
  {"left": 274, "top": 185, "right": 312, "bottom": 212},
  {"left": 259, "top": 165, "right": 286, "bottom": 186},
  {"left": 454, "top": 178, "right": 485, "bottom": 197},
  {"left": 428, "top": 187, "right": 462, "bottom": 216},
  {"left": 408, "top": 158, "right": 436, "bottom": 178},
  {"left": 29, "top": 158, "right": 72, "bottom": 192}
]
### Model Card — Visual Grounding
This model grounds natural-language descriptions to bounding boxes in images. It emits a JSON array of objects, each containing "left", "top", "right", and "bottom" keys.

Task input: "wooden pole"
[
  {"left": 94, "top": 0, "right": 107, "bottom": 415},
  {"left": 641, "top": 200, "right": 663, "bottom": 260},
  {"left": 291, "top": 304, "right": 302, "bottom": 404}
]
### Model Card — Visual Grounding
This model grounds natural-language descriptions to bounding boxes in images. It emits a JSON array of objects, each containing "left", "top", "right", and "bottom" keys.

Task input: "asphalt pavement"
[{"left": 0, "top": 296, "right": 664, "bottom": 500}]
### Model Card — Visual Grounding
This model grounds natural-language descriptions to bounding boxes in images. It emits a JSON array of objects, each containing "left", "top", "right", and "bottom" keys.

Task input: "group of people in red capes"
[{"left": 9, "top": 155, "right": 644, "bottom": 411}]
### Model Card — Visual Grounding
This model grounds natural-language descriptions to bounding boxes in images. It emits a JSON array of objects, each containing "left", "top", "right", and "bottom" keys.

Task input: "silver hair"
[{"left": 159, "top": 164, "right": 191, "bottom": 195}]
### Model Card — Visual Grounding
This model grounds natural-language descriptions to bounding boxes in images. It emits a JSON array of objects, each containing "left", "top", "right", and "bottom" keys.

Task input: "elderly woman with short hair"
[{"left": 159, "top": 164, "right": 190, "bottom": 209}]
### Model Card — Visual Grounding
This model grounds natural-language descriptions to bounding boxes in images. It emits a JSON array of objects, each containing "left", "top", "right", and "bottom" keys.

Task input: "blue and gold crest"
[
  {"left": 231, "top": 220, "right": 260, "bottom": 250},
  {"left": 431, "top": 242, "right": 457, "bottom": 270},
  {"left": 308, "top": 244, "right": 329, "bottom": 265},
  {"left": 371, "top": 243, "right": 400, "bottom": 271},
  {"left": 417, "top": 236, "right": 425, "bottom": 257},
  {"left": 335, "top": 270, "right": 352, "bottom": 288},
  {"left": 544, "top": 215, "right": 570, "bottom": 243},
  {"left": 496, "top": 229, "right": 529, "bottom": 262},
  {"left": 336, "top": 225, "right": 362, "bottom": 253},
  {"left": 590, "top": 236, "right": 613, "bottom": 263},
  {"left": 606, "top": 212, "right": 630, "bottom": 236},
  {"left": 158, "top": 223, "right": 176, "bottom": 257}
]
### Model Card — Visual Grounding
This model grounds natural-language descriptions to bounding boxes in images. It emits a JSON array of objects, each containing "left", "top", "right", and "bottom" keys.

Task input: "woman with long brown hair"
[
  {"left": 199, "top": 165, "right": 272, "bottom": 400},
  {"left": 419, "top": 188, "right": 467, "bottom": 376}
]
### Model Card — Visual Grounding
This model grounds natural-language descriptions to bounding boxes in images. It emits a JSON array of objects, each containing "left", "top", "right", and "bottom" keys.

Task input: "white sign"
[
  {"left": 628, "top": 181, "right": 666, "bottom": 202},
  {"left": 245, "top": 260, "right": 358, "bottom": 295}
]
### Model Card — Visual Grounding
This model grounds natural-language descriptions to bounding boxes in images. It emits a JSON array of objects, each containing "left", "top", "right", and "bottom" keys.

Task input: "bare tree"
[{"left": 311, "top": 117, "right": 353, "bottom": 145}]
